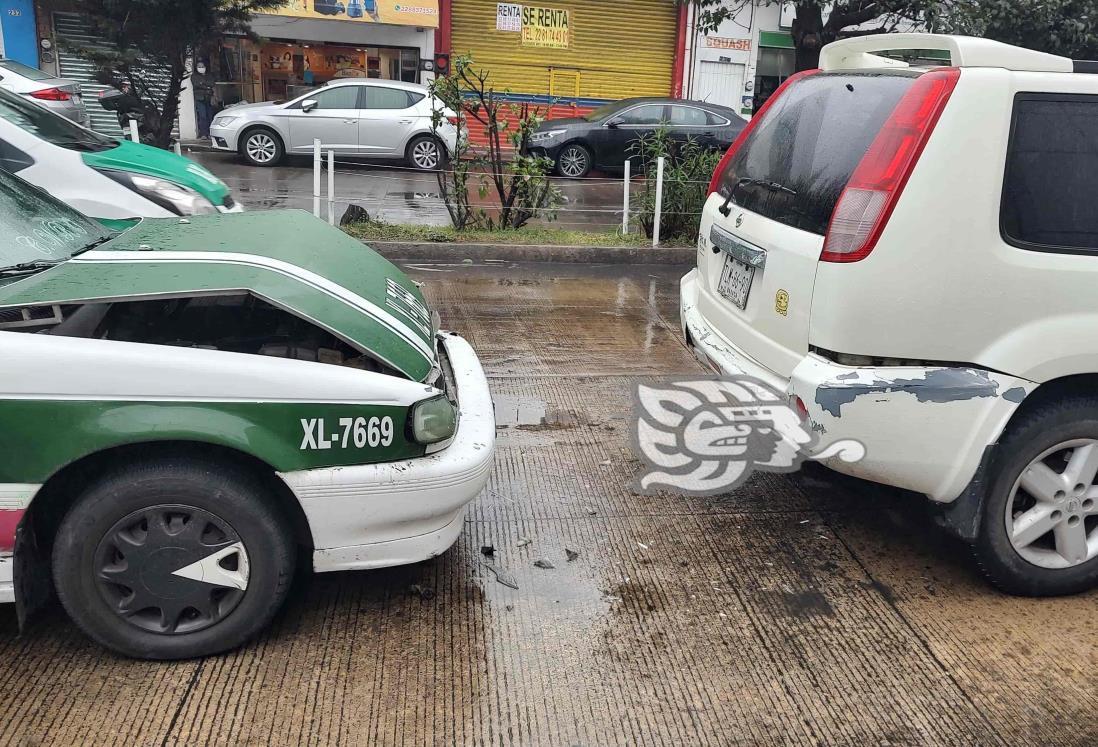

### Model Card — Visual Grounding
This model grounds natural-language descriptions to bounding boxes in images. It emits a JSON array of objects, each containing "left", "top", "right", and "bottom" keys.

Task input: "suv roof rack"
[{"left": 820, "top": 33, "right": 1073, "bottom": 73}]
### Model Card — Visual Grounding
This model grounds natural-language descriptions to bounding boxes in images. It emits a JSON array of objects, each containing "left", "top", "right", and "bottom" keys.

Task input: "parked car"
[
  {"left": 0, "top": 58, "right": 89, "bottom": 127},
  {"left": 0, "top": 167, "right": 494, "bottom": 659},
  {"left": 682, "top": 33, "right": 1098, "bottom": 596},
  {"left": 0, "top": 86, "right": 239, "bottom": 218},
  {"left": 210, "top": 79, "right": 458, "bottom": 170},
  {"left": 527, "top": 97, "right": 746, "bottom": 178}
]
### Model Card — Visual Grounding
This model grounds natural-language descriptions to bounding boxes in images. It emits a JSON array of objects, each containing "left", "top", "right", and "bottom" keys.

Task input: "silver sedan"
[{"left": 210, "top": 79, "right": 458, "bottom": 170}]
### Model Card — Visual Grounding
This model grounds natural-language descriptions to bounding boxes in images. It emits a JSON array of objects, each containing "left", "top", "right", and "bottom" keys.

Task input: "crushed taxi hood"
[{"left": 0, "top": 210, "right": 438, "bottom": 381}]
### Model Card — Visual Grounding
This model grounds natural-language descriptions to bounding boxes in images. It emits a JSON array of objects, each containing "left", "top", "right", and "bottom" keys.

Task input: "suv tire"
[
  {"left": 52, "top": 458, "right": 295, "bottom": 659},
  {"left": 974, "top": 397, "right": 1098, "bottom": 596},
  {"left": 239, "top": 127, "right": 284, "bottom": 167}
]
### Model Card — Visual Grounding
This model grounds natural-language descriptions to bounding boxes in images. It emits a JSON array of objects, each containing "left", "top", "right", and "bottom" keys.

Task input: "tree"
[
  {"left": 933, "top": 0, "right": 1098, "bottom": 59},
  {"left": 682, "top": 0, "right": 933, "bottom": 70},
  {"left": 63, "top": 0, "right": 283, "bottom": 148}
]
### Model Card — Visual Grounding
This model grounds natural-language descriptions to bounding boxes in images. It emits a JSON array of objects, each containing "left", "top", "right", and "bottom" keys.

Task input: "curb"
[{"left": 364, "top": 240, "right": 695, "bottom": 265}]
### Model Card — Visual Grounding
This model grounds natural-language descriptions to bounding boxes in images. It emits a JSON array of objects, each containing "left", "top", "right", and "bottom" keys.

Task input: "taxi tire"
[
  {"left": 972, "top": 397, "right": 1098, "bottom": 596},
  {"left": 52, "top": 458, "right": 296, "bottom": 660}
]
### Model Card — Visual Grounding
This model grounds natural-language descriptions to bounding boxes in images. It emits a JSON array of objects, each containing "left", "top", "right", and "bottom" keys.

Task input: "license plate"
[{"left": 717, "top": 254, "right": 755, "bottom": 310}]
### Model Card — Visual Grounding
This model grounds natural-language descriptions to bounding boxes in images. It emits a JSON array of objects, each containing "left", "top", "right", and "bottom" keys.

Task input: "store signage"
[
  {"left": 269, "top": 0, "right": 439, "bottom": 28},
  {"left": 706, "top": 36, "right": 751, "bottom": 51},
  {"left": 521, "top": 6, "right": 570, "bottom": 48},
  {"left": 496, "top": 3, "right": 522, "bottom": 32}
]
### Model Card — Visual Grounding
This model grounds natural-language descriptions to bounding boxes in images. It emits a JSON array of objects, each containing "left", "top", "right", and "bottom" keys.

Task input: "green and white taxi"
[{"left": 0, "top": 169, "right": 494, "bottom": 659}]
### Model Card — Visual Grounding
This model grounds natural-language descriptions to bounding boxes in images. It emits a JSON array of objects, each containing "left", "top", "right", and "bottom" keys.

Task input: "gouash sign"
[{"left": 521, "top": 6, "right": 570, "bottom": 49}]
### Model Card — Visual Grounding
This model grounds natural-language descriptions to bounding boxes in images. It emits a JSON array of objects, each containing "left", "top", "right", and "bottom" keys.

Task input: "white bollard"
[
  {"left": 173, "top": 140, "right": 182, "bottom": 156},
  {"left": 129, "top": 119, "right": 140, "bottom": 143},
  {"left": 327, "top": 150, "right": 335, "bottom": 226},
  {"left": 622, "top": 159, "right": 631, "bottom": 235},
  {"left": 652, "top": 156, "right": 665, "bottom": 248},
  {"left": 313, "top": 139, "right": 321, "bottom": 218}
]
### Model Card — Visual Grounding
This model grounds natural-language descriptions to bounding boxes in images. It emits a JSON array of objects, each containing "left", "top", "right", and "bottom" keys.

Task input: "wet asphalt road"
[
  {"left": 2, "top": 261, "right": 1097, "bottom": 746},
  {"left": 190, "top": 150, "right": 629, "bottom": 230}
]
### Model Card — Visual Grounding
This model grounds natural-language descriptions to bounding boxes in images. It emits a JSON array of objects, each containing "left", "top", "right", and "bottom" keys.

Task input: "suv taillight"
[
  {"left": 820, "top": 67, "right": 960, "bottom": 263},
  {"left": 708, "top": 68, "right": 820, "bottom": 196},
  {"left": 30, "top": 87, "right": 72, "bottom": 101}
]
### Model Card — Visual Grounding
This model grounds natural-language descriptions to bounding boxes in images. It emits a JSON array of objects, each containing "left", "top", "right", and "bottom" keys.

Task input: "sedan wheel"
[
  {"left": 244, "top": 131, "right": 280, "bottom": 166},
  {"left": 557, "top": 144, "right": 591, "bottom": 178},
  {"left": 1005, "top": 439, "right": 1098, "bottom": 569},
  {"left": 409, "top": 138, "right": 442, "bottom": 171}
]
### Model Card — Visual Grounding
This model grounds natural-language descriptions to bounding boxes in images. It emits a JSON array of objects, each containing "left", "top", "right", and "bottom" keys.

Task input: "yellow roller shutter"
[{"left": 451, "top": 0, "right": 677, "bottom": 105}]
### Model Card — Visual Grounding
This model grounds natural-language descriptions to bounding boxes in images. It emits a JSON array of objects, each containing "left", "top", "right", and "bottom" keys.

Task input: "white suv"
[{"left": 682, "top": 33, "right": 1098, "bottom": 596}]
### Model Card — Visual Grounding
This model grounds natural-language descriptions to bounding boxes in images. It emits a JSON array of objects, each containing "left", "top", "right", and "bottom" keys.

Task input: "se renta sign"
[{"left": 521, "top": 6, "right": 570, "bottom": 49}]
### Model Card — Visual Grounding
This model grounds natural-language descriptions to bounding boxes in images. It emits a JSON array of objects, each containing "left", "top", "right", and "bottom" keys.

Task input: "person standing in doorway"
[{"left": 192, "top": 60, "right": 215, "bottom": 139}]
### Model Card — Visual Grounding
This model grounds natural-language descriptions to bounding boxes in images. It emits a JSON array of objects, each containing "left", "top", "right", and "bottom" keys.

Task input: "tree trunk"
[
  {"left": 791, "top": 2, "right": 825, "bottom": 71},
  {"left": 156, "top": 62, "right": 185, "bottom": 149}
]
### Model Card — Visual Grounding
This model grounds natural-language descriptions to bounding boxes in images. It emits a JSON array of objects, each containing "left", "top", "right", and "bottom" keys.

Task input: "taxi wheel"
[
  {"left": 52, "top": 458, "right": 295, "bottom": 660},
  {"left": 240, "top": 128, "right": 284, "bottom": 167},
  {"left": 974, "top": 397, "right": 1098, "bottom": 596}
]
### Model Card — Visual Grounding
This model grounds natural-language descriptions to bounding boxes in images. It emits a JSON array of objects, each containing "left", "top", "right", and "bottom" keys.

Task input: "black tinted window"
[
  {"left": 670, "top": 106, "right": 707, "bottom": 126},
  {"left": 1002, "top": 94, "right": 1098, "bottom": 251},
  {"left": 617, "top": 105, "right": 666, "bottom": 126},
  {"left": 706, "top": 110, "right": 729, "bottom": 126},
  {"left": 715, "top": 72, "right": 913, "bottom": 235}
]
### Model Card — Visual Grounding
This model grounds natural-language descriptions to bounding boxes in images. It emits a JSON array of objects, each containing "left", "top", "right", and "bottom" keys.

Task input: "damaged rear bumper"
[{"left": 680, "top": 270, "right": 1036, "bottom": 503}]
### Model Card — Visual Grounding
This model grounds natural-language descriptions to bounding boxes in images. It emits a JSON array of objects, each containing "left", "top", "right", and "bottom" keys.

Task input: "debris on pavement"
[
  {"left": 583, "top": 506, "right": 598, "bottom": 516},
  {"left": 481, "top": 545, "right": 495, "bottom": 557},
  {"left": 534, "top": 558, "right": 556, "bottom": 570},
  {"left": 482, "top": 561, "right": 519, "bottom": 590},
  {"left": 637, "top": 542, "right": 649, "bottom": 551},
  {"left": 409, "top": 584, "right": 435, "bottom": 600},
  {"left": 565, "top": 548, "right": 580, "bottom": 562},
  {"left": 515, "top": 536, "right": 532, "bottom": 548}
]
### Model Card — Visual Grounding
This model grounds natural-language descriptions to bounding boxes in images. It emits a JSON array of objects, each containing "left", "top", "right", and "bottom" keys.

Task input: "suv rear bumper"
[
  {"left": 681, "top": 269, "right": 1035, "bottom": 502},
  {"left": 280, "top": 332, "right": 495, "bottom": 572}
]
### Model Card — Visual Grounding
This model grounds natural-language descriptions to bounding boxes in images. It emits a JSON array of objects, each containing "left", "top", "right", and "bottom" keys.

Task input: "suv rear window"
[
  {"left": 713, "top": 72, "right": 915, "bottom": 235},
  {"left": 1002, "top": 93, "right": 1098, "bottom": 252}
]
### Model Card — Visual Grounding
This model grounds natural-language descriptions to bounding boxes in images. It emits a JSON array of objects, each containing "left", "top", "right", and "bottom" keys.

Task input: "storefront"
[
  {"left": 445, "top": 0, "right": 681, "bottom": 119},
  {"left": 185, "top": 0, "right": 438, "bottom": 138}
]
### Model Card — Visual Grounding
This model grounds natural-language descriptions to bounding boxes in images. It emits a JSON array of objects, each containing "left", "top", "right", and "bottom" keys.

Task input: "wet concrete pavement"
[
  {"left": 190, "top": 150, "right": 629, "bottom": 230},
  {"left": 2, "top": 261, "right": 1097, "bottom": 745}
]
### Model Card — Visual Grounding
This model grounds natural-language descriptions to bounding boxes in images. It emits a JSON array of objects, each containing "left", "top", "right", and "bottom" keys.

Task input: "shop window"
[{"left": 753, "top": 47, "right": 795, "bottom": 113}]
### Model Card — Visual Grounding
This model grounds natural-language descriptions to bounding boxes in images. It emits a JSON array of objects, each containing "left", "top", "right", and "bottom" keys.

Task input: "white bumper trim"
[{"left": 280, "top": 332, "right": 495, "bottom": 571}]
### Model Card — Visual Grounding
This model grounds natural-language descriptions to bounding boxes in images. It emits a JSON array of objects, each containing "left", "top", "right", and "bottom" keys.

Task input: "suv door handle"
[
  {"left": 343, "top": 119, "right": 357, "bottom": 124},
  {"left": 398, "top": 119, "right": 413, "bottom": 124}
]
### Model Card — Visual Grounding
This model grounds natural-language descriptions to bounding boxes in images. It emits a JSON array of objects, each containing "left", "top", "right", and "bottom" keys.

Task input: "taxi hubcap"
[{"left": 94, "top": 505, "right": 249, "bottom": 634}]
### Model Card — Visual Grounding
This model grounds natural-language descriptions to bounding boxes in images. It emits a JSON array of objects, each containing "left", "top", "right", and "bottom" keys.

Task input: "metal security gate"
[
  {"left": 53, "top": 12, "right": 178, "bottom": 138},
  {"left": 451, "top": 0, "right": 677, "bottom": 106},
  {"left": 694, "top": 61, "right": 745, "bottom": 110}
]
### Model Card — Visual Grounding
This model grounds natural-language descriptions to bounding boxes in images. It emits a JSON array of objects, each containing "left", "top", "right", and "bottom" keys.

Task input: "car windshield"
[
  {"left": 0, "top": 88, "right": 116, "bottom": 152},
  {"left": 0, "top": 59, "right": 53, "bottom": 81},
  {"left": 0, "top": 168, "right": 114, "bottom": 271},
  {"left": 585, "top": 100, "right": 638, "bottom": 122}
]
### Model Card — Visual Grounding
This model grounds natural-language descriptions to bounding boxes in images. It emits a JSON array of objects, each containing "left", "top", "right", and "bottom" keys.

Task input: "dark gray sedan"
[{"left": 527, "top": 97, "right": 747, "bottom": 178}]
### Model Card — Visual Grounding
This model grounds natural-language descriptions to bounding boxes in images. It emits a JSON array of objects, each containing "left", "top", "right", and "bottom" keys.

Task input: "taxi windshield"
[{"left": 0, "top": 168, "right": 114, "bottom": 271}]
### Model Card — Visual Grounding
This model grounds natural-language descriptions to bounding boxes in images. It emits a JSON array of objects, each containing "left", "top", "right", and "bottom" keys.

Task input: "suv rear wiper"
[{"left": 719, "top": 177, "right": 798, "bottom": 217}]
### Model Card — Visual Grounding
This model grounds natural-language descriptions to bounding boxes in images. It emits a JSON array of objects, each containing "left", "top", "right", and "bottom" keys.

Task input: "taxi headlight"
[{"left": 411, "top": 395, "right": 458, "bottom": 444}]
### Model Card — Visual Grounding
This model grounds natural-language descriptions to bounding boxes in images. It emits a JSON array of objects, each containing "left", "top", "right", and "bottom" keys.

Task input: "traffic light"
[{"left": 434, "top": 53, "right": 450, "bottom": 77}]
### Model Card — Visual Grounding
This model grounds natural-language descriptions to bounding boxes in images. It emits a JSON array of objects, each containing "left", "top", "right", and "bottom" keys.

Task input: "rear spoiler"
[{"left": 820, "top": 33, "right": 1073, "bottom": 73}]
